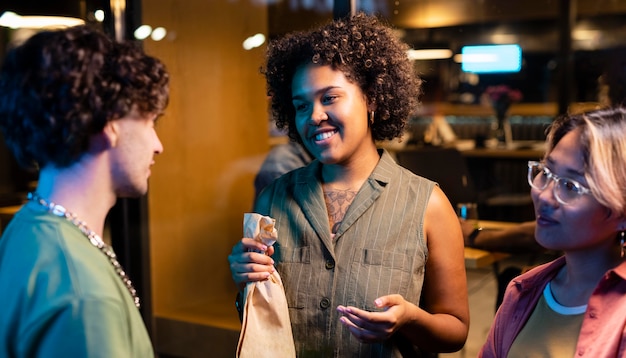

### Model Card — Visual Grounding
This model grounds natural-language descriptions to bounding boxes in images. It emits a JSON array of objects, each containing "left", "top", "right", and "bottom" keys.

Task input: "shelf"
[{"left": 416, "top": 102, "right": 600, "bottom": 117}]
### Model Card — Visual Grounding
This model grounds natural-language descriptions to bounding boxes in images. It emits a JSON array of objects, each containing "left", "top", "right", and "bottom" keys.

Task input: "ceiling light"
[
  {"left": 0, "top": 11, "right": 84, "bottom": 29},
  {"left": 407, "top": 49, "right": 453, "bottom": 60},
  {"left": 242, "top": 33, "right": 266, "bottom": 50},
  {"left": 133, "top": 25, "right": 152, "bottom": 40},
  {"left": 151, "top": 27, "right": 167, "bottom": 41},
  {"left": 94, "top": 9, "right": 105, "bottom": 22}
]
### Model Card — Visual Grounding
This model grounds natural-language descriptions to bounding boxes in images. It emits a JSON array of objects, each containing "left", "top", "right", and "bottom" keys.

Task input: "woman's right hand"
[{"left": 228, "top": 238, "right": 275, "bottom": 292}]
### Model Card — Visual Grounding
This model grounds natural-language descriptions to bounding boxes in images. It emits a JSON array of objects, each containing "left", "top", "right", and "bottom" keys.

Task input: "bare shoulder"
[{"left": 423, "top": 185, "right": 463, "bottom": 246}]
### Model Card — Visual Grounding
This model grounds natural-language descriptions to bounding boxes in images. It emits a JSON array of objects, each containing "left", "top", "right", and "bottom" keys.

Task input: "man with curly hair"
[
  {"left": 0, "top": 25, "right": 169, "bottom": 356},
  {"left": 229, "top": 13, "right": 469, "bottom": 356}
]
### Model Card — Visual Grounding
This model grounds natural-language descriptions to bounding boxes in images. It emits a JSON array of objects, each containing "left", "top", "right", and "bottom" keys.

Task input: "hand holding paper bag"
[{"left": 236, "top": 213, "right": 296, "bottom": 358}]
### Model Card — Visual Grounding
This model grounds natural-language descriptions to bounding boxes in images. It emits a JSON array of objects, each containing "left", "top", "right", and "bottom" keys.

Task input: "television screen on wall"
[{"left": 461, "top": 44, "right": 522, "bottom": 73}]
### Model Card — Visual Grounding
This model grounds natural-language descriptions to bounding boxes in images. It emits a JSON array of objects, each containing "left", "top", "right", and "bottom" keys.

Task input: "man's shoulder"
[
  {"left": 264, "top": 143, "right": 312, "bottom": 167},
  {"left": 0, "top": 209, "right": 122, "bottom": 295},
  {"left": 268, "top": 163, "right": 313, "bottom": 186}
]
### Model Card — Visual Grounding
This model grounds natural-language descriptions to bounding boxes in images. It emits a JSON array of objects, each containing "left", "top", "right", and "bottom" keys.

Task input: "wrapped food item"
[{"left": 236, "top": 213, "right": 296, "bottom": 358}]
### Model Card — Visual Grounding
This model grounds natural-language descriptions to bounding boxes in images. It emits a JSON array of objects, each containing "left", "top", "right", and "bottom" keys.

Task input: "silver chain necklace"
[{"left": 28, "top": 192, "right": 140, "bottom": 308}]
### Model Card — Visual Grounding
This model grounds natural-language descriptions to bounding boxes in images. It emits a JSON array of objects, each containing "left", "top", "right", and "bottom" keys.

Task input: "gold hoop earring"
[
  {"left": 621, "top": 231, "right": 625, "bottom": 258},
  {"left": 369, "top": 111, "right": 375, "bottom": 125}
]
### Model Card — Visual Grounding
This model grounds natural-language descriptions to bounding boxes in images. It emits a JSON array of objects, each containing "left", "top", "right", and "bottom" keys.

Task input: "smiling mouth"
[{"left": 314, "top": 130, "right": 336, "bottom": 141}]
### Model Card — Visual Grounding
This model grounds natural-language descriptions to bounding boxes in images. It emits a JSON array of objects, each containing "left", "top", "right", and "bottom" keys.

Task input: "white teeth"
[{"left": 315, "top": 131, "right": 335, "bottom": 141}]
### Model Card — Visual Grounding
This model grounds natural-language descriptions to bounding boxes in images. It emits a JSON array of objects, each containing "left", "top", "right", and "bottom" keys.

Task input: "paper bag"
[{"left": 236, "top": 213, "right": 296, "bottom": 358}]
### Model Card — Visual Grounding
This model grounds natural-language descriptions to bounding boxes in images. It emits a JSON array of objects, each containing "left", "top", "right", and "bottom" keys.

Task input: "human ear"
[{"left": 102, "top": 121, "right": 120, "bottom": 147}]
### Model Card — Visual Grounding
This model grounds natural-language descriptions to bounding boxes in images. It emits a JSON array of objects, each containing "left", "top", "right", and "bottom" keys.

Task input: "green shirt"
[{"left": 0, "top": 203, "right": 153, "bottom": 357}]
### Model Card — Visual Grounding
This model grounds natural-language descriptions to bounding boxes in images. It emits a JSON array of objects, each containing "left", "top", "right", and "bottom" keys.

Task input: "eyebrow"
[
  {"left": 545, "top": 156, "right": 586, "bottom": 178},
  {"left": 292, "top": 85, "right": 340, "bottom": 101}
]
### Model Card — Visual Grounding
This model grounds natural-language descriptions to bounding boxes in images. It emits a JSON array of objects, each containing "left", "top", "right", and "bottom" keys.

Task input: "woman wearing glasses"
[{"left": 480, "top": 107, "right": 626, "bottom": 357}]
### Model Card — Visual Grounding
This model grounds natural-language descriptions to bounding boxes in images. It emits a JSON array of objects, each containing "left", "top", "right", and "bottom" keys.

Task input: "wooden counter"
[
  {"left": 464, "top": 220, "right": 517, "bottom": 269},
  {"left": 465, "top": 247, "right": 510, "bottom": 269}
]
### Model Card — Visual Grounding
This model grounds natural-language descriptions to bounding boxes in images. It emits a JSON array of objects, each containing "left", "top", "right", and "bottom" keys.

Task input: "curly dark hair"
[
  {"left": 0, "top": 25, "right": 169, "bottom": 169},
  {"left": 263, "top": 12, "right": 422, "bottom": 143}
]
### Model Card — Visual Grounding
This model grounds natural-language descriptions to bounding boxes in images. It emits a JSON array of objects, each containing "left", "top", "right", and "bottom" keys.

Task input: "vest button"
[
  {"left": 325, "top": 260, "right": 335, "bottom": 270},
  {"left": 320, "top": 297, "right": 331, "bottom": 309}
]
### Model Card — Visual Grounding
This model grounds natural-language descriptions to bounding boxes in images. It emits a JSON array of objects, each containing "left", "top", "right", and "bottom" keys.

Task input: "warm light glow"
[
  {"left": 490, "top": 34, "right": 518, "bottom": 44},
  {"left": 94, "top": 10, "right": 105, "bottom": 22},
  {"left": 242, "top": 33, "right": 266, "bottom": 50},
  {"left": 573, "top": 29, "right": 599, "bottom": 41},
  {"left": 0, "top": 11, "right": 84, "bottom": 29},
  {"left": 417, "top": 3, "right": 466, "bottom": 28},
  {"left": 134, "top": 25, "right": 152, "bottom": 40},
  {"left": 407, "top": 49, "right": 453, "bottom": 60},
  {"left": 151, "top": 27, "right": 167, "bottom": 41}
]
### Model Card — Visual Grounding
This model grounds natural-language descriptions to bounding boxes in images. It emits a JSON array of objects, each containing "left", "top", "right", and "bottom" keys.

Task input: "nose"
[
  {"left": 536, "top": 178, "right": 559, "bottom": 206},
  {"left": 154, "top": 132, "right": 164, "bottom": 154},
  {"left": 309, "top": 104, "right": 327, "bottom": 125}
]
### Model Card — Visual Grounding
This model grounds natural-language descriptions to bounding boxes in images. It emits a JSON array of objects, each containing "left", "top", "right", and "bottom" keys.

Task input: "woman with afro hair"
[{"left": 229, "top": 13, "right": 469, "bottom": 356}]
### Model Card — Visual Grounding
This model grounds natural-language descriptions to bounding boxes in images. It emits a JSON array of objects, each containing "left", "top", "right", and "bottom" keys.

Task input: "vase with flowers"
[{"left": 485, "top": 85, "right": 522, "bottom": 147}]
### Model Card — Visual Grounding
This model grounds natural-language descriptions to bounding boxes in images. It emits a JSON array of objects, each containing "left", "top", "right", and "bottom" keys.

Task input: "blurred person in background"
[{"left": 253, "top": 141, "right": 313, "bottom": 202}]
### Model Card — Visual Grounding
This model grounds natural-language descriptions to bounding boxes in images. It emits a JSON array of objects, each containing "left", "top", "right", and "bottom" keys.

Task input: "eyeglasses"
[{"left": 527, "top": 161, "right": 591, "bottom": 205}]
